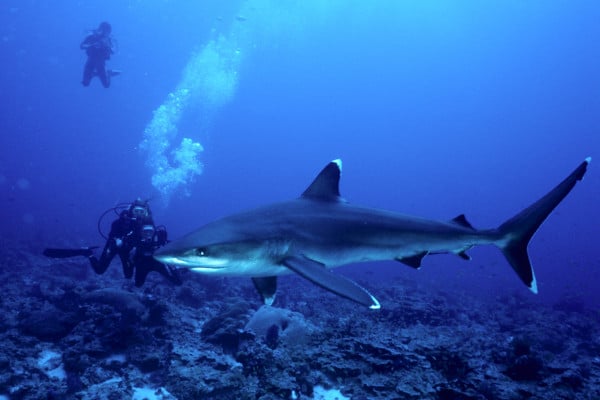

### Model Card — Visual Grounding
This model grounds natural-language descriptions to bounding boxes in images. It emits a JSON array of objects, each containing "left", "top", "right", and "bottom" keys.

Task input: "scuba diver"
[
  {"left": 80, "top": 21, "right": 120, "bottom": 88},
  {"left": 44, "top": 199, "right": 182, "bottom": 287}
]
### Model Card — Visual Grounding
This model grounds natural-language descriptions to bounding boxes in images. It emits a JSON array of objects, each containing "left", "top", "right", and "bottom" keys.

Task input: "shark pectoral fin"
[
  {"left": 252, "top": 277, "right": 277, "bottom": 306},
  {"left": 396, "top": 251, "right": 428, "bottom": 269},
  {"left": 283, "top": 255, "right": 380, "bottom": 310}
]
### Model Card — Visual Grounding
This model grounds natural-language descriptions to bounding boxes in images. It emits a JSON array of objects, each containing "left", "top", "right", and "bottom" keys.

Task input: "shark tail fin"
[{"left": 496, "top": 158, "right": 590, "bottom": 293}]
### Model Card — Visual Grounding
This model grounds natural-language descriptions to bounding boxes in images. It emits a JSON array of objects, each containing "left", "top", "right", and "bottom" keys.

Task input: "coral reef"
[{"left": 0, "top": 241, "right": 599, "bottom": 399}]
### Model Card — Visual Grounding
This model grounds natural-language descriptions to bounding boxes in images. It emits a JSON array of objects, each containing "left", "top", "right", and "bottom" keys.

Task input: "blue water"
[{"left": 1, "top": 1, "right": 599, "bottom": 307}]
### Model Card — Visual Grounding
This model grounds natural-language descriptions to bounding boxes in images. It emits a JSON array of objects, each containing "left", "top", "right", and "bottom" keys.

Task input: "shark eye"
[{"left": 195, "top": 248, "right": 208, "bottom": 257}]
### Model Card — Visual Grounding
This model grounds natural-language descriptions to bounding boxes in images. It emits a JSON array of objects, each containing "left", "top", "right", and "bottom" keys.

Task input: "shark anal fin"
[
  {"left": 396, "top": 251, "right": 428, "bottom": 269},
  {"left": 283, "top": 255, "right": 380, "bottom": 310},
  {"left": 252, "top": 277, "right": 277, "bottom": 306}
]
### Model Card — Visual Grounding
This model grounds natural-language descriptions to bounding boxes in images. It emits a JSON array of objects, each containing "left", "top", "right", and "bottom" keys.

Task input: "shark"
[{"left": 154, "top": 158, "right": 590, "bottom": 309}]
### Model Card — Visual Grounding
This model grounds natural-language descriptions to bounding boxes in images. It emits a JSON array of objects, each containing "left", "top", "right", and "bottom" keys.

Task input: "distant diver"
[
  {"left": 44, "top": 199, "right": 182, "bottom": 287},
  {"left": 80, "top": 21, "right": 120, "bottom": 88}
]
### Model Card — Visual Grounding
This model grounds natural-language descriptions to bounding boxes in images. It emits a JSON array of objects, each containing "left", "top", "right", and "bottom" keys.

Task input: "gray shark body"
[{"left": 155, "top": 158, "right": 590, "bottom": 309}]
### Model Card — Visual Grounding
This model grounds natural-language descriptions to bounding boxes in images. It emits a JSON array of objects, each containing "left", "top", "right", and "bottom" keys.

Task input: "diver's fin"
[
  {"left": 43, "top": 247, "right": 97, "bottom": 258},
  {"left": 283, "top": 255, "right": 380, "bottom": 309},
  {"left": 252, "top": 276, "right": 277, "bottom": 305}
]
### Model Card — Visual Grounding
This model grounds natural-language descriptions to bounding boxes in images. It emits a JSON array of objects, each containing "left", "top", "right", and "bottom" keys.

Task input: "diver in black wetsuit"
[
  {"left": 90, "top": 205, "right": 136, "bottom": 279},
  {"left": 129, "top": 214, "right": 180, "bottom": 287},
  {"left": 44, "top": 199, "right": 182, "bottom": 287},
  {"left": 80, "top": 21, "right": 120, "bottom": 88}
]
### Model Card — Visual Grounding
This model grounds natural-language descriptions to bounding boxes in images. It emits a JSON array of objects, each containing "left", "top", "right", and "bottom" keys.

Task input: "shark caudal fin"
[{"left": 496, "top": 157, "right": 590, "bottom": 293}]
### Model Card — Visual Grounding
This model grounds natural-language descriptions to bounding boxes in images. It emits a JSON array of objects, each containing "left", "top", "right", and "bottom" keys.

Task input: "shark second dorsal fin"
[
  {"left": 451, "top": 214, "right": 475, "bottom": 230},
  {"left": 301, "top": 159, "right": 343, "bottom": 202}
]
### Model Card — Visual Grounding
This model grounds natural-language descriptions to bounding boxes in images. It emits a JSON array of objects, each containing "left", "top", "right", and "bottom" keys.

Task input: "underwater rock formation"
[{"left": 1, "top": 242, "right": 599, "bottom": 399}]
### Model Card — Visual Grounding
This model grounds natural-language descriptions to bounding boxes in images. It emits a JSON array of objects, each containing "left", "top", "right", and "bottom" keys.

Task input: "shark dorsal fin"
[{"left": 301, "top": 159, "right": 343, "bottom": 202}]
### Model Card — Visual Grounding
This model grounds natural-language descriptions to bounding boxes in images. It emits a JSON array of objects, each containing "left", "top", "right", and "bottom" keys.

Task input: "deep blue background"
[{"left": 1, "top": 1, "right": 598, "bottom": 307}]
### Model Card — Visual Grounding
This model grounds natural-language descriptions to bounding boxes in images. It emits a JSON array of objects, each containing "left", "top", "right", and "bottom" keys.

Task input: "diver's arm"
[
  {"left": 80, "top": 35, "right": 93, "bottom": 49},
  {"left": 155, "top": 226, "right": 168, "bottom": 247},
  {"left": 107, "top": 217, "right": 132, "bottom": 247}
]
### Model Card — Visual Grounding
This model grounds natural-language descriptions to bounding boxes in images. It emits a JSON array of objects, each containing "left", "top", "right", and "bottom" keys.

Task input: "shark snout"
[{"left": 154, "top": 244, "right": 230, "bottom": 270}]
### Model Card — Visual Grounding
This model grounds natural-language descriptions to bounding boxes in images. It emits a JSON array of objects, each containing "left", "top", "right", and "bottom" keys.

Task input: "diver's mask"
[{"left": 131, "top": 205, "right": 148, "bottom": 219}]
